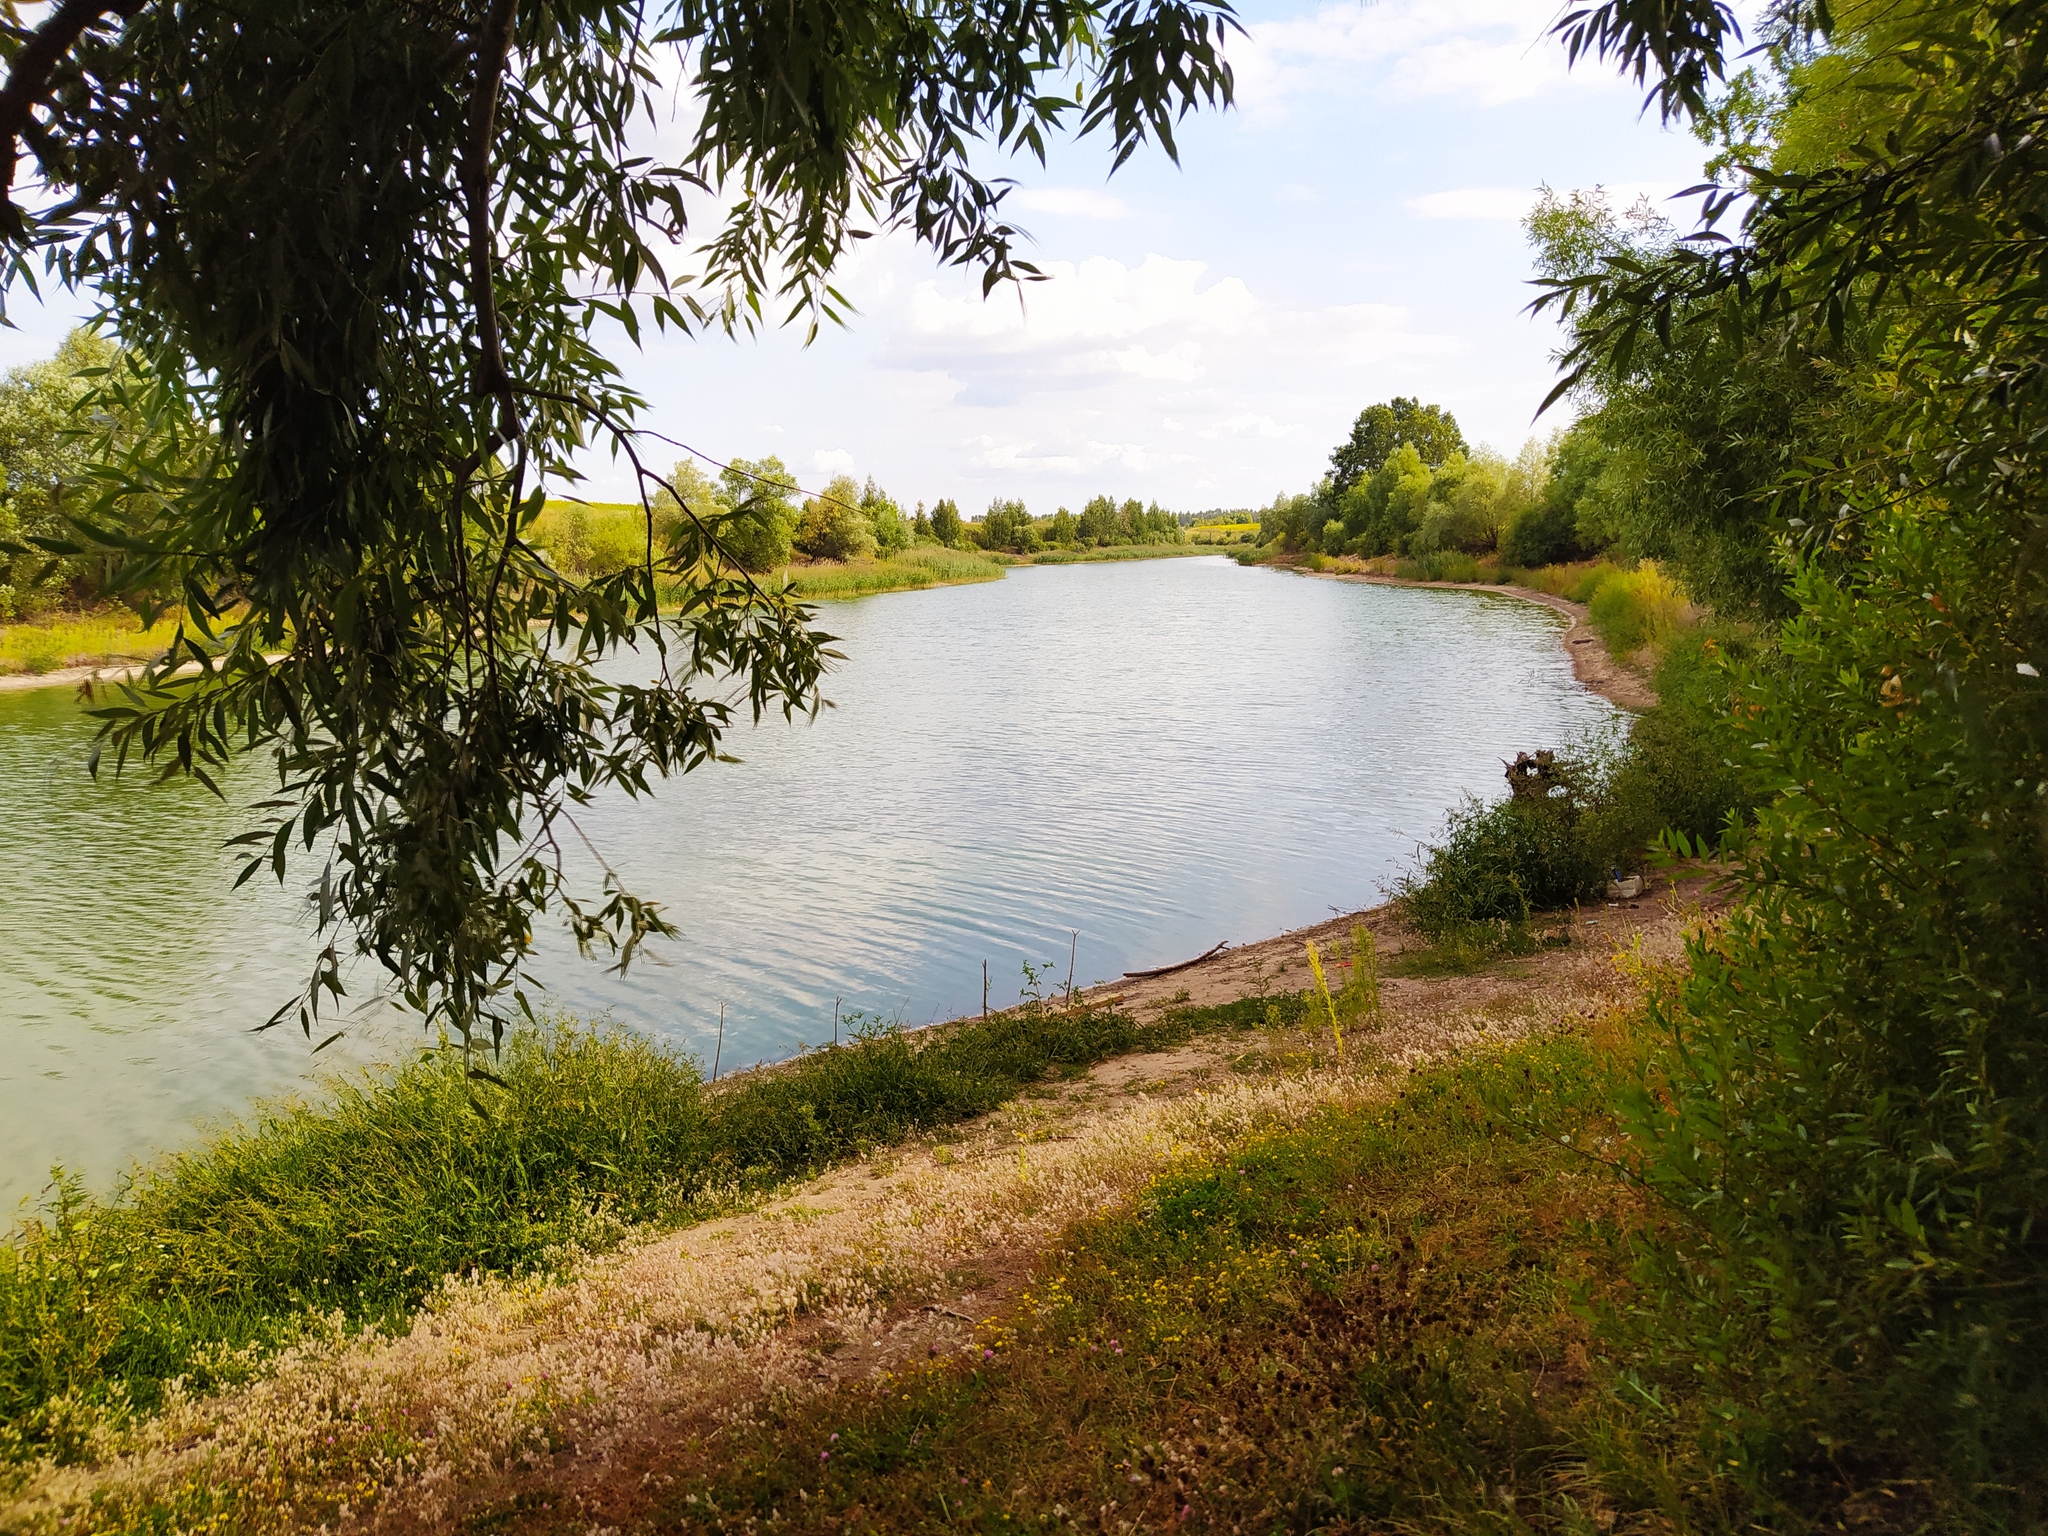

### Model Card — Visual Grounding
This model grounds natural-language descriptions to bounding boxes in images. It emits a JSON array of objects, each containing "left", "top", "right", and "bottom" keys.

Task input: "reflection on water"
[{"left": 0, "top": 558, "right": 1617, "bottom": 1203}]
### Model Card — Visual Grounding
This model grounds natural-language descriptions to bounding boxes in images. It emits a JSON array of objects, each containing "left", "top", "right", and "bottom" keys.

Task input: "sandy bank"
[{"left": 0, "top": 658, "right": 154, "bottom": 694}]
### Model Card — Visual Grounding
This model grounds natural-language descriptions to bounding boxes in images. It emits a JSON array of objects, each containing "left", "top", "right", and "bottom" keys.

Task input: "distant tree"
[
  {"left": 912, "top": 501, "right": 935, "bottom": 542},
  {"left": 717, "top": 456, "right": 800, "bottom": 571},
  {"left": 1117, "top": 497, "right": 1144, "bottom": 541},
  {"left": 652, "top": 458, "right": 722, "bottom": 542},
  {"left": 1077, "top": 494, "right": 1120, "bottom": 545},
  {"left": 861, "top": 479, "right": 911, "bottom": 555},
  {"left": 1141, "top": 500, "right": 1182, "bottom": 542},
  {"left": 0, "top": 329, "right": 125, "bottom": 617},
  {"left": 930, "top": 497, "right": 965, "bottom": 548},
  {"left": 1336, "top": 445, "right": 1434, "bottom": 555},
  {"left": 1329, "top": 398, "right": 1467, "bottom": 495},
  {"left": 982, "top": 497, "right": 1036, "bottom": 551},
  {"left": 1259, "top": 487, "right": 1325, "bottom": 552},
  {"left": 794, "top": 472, "right": 876, "bottom": 561},
  {"left": 1049, "top": 507, "right": 1077, "bottom": 545}
]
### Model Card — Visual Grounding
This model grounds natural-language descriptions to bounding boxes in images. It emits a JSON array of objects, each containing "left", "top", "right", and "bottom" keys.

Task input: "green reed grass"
[
  {"left": 0, "top": 994, "right": 1306, "bottom": 1461},
  {"left": 781, "top": 545, "right": 1006, "bottom": 598},
  {"left": 1026, "top": 543, "right": 1209, "bottom": 565},
  {"left": 0, "top": 611, "right": 181, "bottom": 676},
  {"left": 1585, "top": 559, "right": 1690, "bottom": 657}
]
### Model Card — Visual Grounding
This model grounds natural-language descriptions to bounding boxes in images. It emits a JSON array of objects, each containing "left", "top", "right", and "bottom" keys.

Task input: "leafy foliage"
[
  {"left": 0, "top": 0, "right": 1240, "bottom": 1055},
  {"left": 1535, "top": 0, "right": 2048, "bottom": 1504},
  {"left": 0, "top": 329, "right": 131, "bottom": 617},
  {"left": 1327, "top": 396, "right": 1467, "bottom": 495}
]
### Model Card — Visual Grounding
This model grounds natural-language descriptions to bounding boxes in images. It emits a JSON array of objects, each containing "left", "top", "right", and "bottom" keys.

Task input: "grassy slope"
[
  {"left": 464, "top": 1010, "right": 1761, "bottom": 1536},
  {"left": 0, "top": 997, "right": 1312, "bottom": 1466},
  {"left": 639, "top": 1024, "right": 1714, "bottom": 1533}
]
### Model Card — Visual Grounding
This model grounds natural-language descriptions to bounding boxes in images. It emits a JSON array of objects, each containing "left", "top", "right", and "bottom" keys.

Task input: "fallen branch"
[{"left": 1123, "top": 940, "right": 1228, "bottom": 980}]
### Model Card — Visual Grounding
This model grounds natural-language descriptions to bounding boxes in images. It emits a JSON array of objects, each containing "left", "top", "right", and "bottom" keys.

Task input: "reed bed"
[{"left": 0, "top": 612, "right": 180, "bottom": 676}]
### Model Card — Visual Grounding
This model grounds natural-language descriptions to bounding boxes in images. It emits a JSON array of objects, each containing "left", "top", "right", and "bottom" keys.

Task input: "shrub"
[
  {"left": 1579, "top": 624, "right": 1761, "bottom": 872},
  {"left": 1621, "top": 512, "right": 2048, "bottom": 1503},
  {"left": 1499, "top": 497, "right": 1586, "bottom": 567},
  {"left": 794, "top": 474, "right": 878, "bottom": 562},
  {"left": 525, "top": 501, "right": 657, "bottom": 579},
  {"left": 1397, "top": 754, "right": 1605, "bottom": 939},
  {"left": 1585, "top": 560, "right": 1688, "bottom": 657}
]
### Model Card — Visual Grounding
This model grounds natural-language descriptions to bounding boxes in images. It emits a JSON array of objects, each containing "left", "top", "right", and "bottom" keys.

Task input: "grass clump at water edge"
[{"left": 0, "top": 991, "right": 1310, "bottom": 1465}]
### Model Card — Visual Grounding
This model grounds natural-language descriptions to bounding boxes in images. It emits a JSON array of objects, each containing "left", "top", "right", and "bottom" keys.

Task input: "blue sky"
[{"left": 0, "top": 0, "right": 1718, "bottom": 516}]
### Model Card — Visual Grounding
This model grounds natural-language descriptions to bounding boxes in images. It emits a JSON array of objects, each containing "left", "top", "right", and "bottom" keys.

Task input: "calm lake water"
[{"left": 0, "top": 558, "right": 1619, "bottom": 1206}]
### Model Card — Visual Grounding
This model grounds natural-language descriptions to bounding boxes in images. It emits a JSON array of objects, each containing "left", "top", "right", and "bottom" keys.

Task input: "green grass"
[
  {"left": 1584, "top": 559, "right": 1691, "bottom": 657},
  {"left": 1024, "top": 542, "right": 1211, "bottom": 565},
  {"left": 1504, "top": 558, "right": 1624, "bottom": 604},
  {"left": 0, "top": 994, "right": 1312, "bottom": 1463},
  {"left": 0, "top": 610, "right": 181, "bottom": 676},
  {"left": 780, "top": 545, "right": 1007, "bottom": 598},
  {"left": 558, "top": 1016, "right": 1775, "bottom": 1536}
]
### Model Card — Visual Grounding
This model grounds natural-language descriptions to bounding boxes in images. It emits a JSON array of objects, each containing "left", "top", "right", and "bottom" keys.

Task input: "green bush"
[
  {"left": 1498, "top": 497, "right": 1586, "bottom": 567},
  {"left": 1622, "top": 511, "right": 2048, "bottom": 1506},
  {"left": 1397, "top": 762, "right": 1604, "bottom": 939},
  {"left": 1585, "top": 561, "right": 1688, "bottom": 657},
  {"left": 1579, "top": 625, "right": 1761, "bottom": 872}
]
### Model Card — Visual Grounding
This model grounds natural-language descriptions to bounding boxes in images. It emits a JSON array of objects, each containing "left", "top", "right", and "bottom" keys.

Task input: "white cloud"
[
  {"left": 1009, "top": 187, "right": 1131, "bottom": 220},
  {"left": 1405, "top": 180, "right": 1697, "bottom": 223},
  {"left": 813, "top": 447, "right": 858, "bottom": 477},
  {"left": 887, "top": 253, "right": 1437, "bottom": 403},
  {"left": 1407, "top": 186, "right": 1540, "bottom": 222},
  {"left": 1232, "top": 0, "right": 1617, "bottom": 119}
]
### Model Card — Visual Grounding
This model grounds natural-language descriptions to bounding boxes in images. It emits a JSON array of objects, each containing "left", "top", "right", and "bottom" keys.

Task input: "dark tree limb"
[
  {"left": 464, "top": 0, "right": 520, "bottom": 425},
  {"left": 0, "top": 0, "right": 141, "bottom": 195}
]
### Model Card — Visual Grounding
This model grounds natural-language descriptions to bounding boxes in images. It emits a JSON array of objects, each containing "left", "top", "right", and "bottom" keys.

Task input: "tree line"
[
  {"left": 1256, "top": 390, "right": 1643, "bottom": 573},
  {"left": 654, "top": 462, "right": 1187, "bottom": 571}
]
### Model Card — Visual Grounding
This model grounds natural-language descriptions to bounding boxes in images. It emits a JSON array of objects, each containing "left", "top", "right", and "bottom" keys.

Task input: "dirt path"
[
  {"left": 1, "top": 872, "right": 1723, "bottom": 1534},
  {"left": 1311, "top": 571, "right": 1659, "bottom": 712}
]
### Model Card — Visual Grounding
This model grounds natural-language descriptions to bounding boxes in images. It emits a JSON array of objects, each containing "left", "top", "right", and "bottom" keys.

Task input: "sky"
[{"left": 0, "top": 0, "right": 1718, "bottom": 517}]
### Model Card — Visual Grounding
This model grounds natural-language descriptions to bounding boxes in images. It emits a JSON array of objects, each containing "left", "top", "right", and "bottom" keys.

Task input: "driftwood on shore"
[{"left": 1123, "top": 940, "right": 1228, "bottom": 980}]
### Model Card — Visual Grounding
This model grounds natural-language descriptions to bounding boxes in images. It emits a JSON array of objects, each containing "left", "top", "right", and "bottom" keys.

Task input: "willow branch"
[
  {"left": 463, "top": 0, "right": 519, "bottom": 426},
  {"left": 0, "top": 0, "right": 140, "bottom": 197}
]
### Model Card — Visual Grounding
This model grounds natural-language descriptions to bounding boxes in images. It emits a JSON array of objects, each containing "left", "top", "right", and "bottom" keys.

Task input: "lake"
[{"left": 0, "top": 557, "right": 1619, "bottom": 1206}]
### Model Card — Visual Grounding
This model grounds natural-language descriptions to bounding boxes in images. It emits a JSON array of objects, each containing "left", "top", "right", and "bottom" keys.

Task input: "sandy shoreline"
[{"left": 0, "top": 657, "right": 156, "bottom": 694}]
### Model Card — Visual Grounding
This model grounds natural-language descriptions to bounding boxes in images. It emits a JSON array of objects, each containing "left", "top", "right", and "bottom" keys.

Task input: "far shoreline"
[{"left": 0, "top": 552, "right": 1653, "bottom": 714}]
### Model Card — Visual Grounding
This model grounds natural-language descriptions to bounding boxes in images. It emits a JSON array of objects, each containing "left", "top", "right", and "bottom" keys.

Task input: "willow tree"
[{"left": 0, "top": 0, "right": 1237, "bottom": 1055}]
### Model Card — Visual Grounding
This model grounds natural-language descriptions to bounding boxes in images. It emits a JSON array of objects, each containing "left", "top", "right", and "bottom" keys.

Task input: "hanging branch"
[
  {"left": 463, "top": 0, "right": 520, "bottom": 430},
  {"left": 0, "top": 0, "right": 143, "bottom": 200}
]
